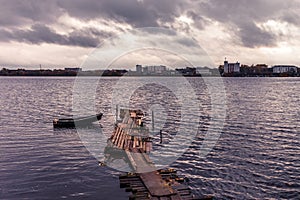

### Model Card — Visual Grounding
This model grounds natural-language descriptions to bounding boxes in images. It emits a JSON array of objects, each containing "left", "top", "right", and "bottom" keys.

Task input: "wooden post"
[
  {"left": 152, "top": 110, "right": 154, "bottom": 132},
  {"left": 160, "top": 130, "right": 162, "bottom": 144},
  {"left": 116, "top": 104, "right": 119, "bottom": 123}
]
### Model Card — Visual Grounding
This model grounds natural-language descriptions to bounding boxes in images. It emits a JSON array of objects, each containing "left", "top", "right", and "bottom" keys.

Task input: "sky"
[{"left": 0, "top": 0, "right": 300, "bottom": 69}]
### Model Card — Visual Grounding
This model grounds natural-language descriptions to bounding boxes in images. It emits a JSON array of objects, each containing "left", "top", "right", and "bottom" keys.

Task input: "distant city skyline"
[
  {"left": 1, "top": 60, "right": 299, "bottom": 71},
  {"left": 1, "top": 1, "right": 300, "bottom": 69},
  {"left": 1, "top": 63, "right": 299, "bottom": 77}
]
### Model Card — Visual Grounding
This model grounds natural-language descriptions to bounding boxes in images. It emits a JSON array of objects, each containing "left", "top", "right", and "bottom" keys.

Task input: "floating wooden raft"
[
  {"left": 119, "top": 169, "right": 214, "bottom": 200},
  {"left": 107, "top": 109, "right": 213, "bottom": 200}
]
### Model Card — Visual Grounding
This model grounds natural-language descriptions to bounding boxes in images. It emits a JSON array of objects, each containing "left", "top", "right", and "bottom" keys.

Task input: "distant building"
[
  {"left": 144, "top": 65, "right": 167, "bottom": 74},
  {"left": 136, "top": 65, "right": 142, "bottom": 74},
  {"left": 65, "top": 68, "right": 82, "bottom": 72},
  {"left": 196, "top": 67, "right": 212, "bottom": 76},
  {"left": 143, "top": 66, "right": 148, "bottom": 74},
  {"left": 224, "top": 59, "right": 240, "bottom": 74},
  {"left": 176, "top": 67, "right": 195, "bottom": 76},
  {"left": 272, "top": 65, "right": 298, "bottom": 74}
]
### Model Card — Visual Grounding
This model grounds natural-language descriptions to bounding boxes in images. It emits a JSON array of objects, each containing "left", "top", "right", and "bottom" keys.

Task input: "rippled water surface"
[{"left": 0, "top": 77, "right": 299, "bottom": 199}]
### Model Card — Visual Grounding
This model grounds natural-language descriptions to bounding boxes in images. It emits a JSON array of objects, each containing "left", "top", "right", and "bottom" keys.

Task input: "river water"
[{"left": 0, "top": 77, "right": 299, "bottom": 199}]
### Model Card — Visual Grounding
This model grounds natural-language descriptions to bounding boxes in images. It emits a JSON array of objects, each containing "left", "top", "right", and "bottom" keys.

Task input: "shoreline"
[{"left": 1, "top": 75, "right": 299, "bottom": 77}]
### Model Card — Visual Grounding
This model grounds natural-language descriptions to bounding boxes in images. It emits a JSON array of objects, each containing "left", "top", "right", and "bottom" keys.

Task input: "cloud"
[
  {"left": 280, "top": 10, "right": 300, "bottom": 25},
  {"left": 196, "top": 0, "right": 300, "bottom": 47},
  {"left": 0, "top": 24, "right": 114, "bottom": 47},
  {"left": 1, "top": 0, "right": 299, "bottom": 49},
  {"left": 176, "top": 37, "right": 199, "bottom": 47},
  {"left": 14, "top": 24, "right": 66, "bottom": 45},
  {"left": 186, "top": 10, "right": 210, "bottom": 30},
  {"left": 57, "top": 0, "right": 183, "bottom": 27},
  {"left": 0, "top": 0, "right": 184, "bottom": 47},
  {"left": 0, "top": 0, "right": 62, "bottom": 27},
  {"left": 237, "top": 22, "right": 276, "bottom": 48},
  {"left": 0, "top": 29, "right": 13, "bottom": 42},
  {"left": 0, "top": 42, "right": 91, "bottom": 67},
  {"left": 0, "top": 0, "right": 186, "bottom": 28},
  {"left": 1, "top": 0, "right": 300, "bottom": 67}
]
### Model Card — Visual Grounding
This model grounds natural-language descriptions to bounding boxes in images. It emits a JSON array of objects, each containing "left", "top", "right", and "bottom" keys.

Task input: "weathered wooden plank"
[
  {"left": 170, "top": 195, "right": 183, "bottom": 200},
  {"left": 139, "top": 172, "right": 176, "bottom": 196},
  {"left": 119, "top": 175, "right": 140, "bottom": 180}
]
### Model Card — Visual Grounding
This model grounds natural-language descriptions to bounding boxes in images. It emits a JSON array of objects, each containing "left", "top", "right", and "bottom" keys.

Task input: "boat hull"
[{"left": 53, "top": 113, "right": 103, "bottom": 128}]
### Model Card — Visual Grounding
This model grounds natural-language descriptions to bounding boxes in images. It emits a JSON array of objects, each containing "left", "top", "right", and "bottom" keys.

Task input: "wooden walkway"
[{"left": 107, "top": 109, "right": 213, "bottom": 200}]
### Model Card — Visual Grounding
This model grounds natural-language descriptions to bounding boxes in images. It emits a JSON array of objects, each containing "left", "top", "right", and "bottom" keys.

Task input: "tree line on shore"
[{"left": 1, "top": 65, "right": 299, "bottom": 77}]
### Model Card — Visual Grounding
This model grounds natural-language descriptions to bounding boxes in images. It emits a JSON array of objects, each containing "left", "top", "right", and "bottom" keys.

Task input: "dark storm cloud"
[
  {"left": 197, "top": 0, "right": 299, "bottom": 24},
  {"left": 0, "top": 0, "right": 62, "bottom": 26},
  {"left": 0, "top": 0, "right": 299, "bottom": 48},
  {"left": 238, "top": 22, "right": 276, "bottom": 48},
  {"left": 197, "top": 0, "right": 300, "bottom": 47},
  {"left": 0, "top": 29, "right": 14, "bottom": 42},
  {"left": 0, "top": 0, "right": 184, "bottom": 28},
  {"left": 58, "top": 0, "right": 183, "bottom": 27},
  {"left": 186, "top": 10, "right": 209, "bottom": 30},
  {"left": 280, "top": 10, "right": 300, "bottom": 26},
  {"left": 14, "top": 24, "right": 66, "bottom": 45},
  {"left": 0, "top": 24, "right": 112, "bottom": 47},
  {"left": 0, "top": 0, "right": 184, "bottom": 47}
]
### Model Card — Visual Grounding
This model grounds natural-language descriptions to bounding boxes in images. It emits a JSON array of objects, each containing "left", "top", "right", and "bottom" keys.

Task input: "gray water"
[{"left": 0, "top": 77, "right": 299, "bottom": 199}]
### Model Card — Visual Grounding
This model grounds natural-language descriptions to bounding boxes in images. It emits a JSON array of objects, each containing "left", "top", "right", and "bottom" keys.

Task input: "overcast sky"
[{"left": 0, "top": 0, "right": 300, "bottom": 69}]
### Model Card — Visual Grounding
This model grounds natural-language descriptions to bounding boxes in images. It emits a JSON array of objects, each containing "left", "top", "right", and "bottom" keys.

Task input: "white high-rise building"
[
  {"left": 144, "top": 65, "right": 167, "bottom": 74},
  {"left": 224, "top": 59, "right": 240, "bottom": 74}
]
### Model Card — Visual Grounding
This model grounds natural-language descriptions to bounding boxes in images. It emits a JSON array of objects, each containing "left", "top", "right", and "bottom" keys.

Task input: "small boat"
[{"left": 53, "top": 113, "right": 103, "bottom": 128}]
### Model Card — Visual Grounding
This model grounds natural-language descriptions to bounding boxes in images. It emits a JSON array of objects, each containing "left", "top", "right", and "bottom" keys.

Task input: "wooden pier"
[{"left": 105, "top": 109, "right": 213, "bottom": 200}]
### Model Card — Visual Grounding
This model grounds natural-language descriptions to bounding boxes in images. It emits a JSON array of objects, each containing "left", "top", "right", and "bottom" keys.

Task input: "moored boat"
[{"left": 53, "top": 113, "right": 103, "bottom": 128}]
